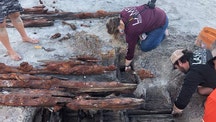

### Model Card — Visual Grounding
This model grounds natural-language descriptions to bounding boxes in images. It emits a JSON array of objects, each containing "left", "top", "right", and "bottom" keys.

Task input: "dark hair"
[
  {"left": 174, "top": 49, "right": 193, "bottom": 66},
  {"left": 106, "top": 17, "right": 120, "bottom": 39},
  {"left": 181, "top": 49, "right": 193, "bottom": 62}
]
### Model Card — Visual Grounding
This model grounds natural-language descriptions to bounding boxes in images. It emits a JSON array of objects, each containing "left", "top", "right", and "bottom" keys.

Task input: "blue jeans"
[{"left": 140, "top": 16, "right": 169, "bottom": 52}]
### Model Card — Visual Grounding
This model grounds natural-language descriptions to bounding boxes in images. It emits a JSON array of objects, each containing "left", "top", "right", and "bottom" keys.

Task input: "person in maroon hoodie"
[{"left": 106, "top": 1, "right": 168, "bottom": 70}]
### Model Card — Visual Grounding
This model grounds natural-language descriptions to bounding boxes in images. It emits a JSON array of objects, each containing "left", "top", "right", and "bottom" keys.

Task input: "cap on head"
[{"left": 170, "top": 49, "right": 184, "bottom": 64}]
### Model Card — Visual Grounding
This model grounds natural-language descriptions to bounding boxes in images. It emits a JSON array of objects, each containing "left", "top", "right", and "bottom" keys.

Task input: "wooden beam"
[
  {"left": 66, "top": 97, "right": 144, "bottom": 110},
  {"left": 21, "top": 10, "right": 120, "bottom": 20},
  {"left": 0, "top": 80, "right": 136, "bottom": 94},
  {"left": 0, "top": 89, "right": 73, "bottom": 107},
  {"left": 0, "top": 60, "right": 116, "bottom": 75}
]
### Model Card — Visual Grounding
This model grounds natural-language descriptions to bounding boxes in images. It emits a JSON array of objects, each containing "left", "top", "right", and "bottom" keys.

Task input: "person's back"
[{"left": 120, "top": 4, "right": 166, "bottom": 35}]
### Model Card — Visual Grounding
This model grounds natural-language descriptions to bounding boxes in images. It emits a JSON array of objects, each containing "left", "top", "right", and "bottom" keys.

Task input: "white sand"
[{"left": 1, "top": 0, "right": 216, "bottom": 65}]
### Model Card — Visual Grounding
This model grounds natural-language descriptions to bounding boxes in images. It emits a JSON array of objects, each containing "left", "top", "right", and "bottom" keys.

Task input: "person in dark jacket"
[
  {"left": 106, "top": 2, "right": 169, "bottom": 70},
  {"left": 170, "top": 48, "right": 216, "bottom": 117}
]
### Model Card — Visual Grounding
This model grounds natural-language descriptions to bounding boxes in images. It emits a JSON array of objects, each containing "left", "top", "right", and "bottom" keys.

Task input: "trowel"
[{"left": 34, "top": 45, "right": 56, "bottom": 52}]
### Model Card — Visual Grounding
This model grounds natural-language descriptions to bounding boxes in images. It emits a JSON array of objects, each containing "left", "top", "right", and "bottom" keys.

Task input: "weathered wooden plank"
[
  {"left": 23, "top": 19, "right": 54, "bottom": 27},
  {"left": 0, "top": 89, "right": 73, "bottom": 107},
  {"left": 0, "top": 73, "right": 51, "bottom": 80},
  {"left": 61, "top": 81, "right": 137, "bottom": 94},
  {"left": 0, "top": 89, "right": 143, "bottom": 111},
  {"left": 22, "top": 6, "right": 48, "bottom": 14},
  {"left": 43, "top": 63, "right": 116, "bottom": 75},
  {"left": 0, "top": 79, "right": 60, "bottom": 89},
  {"left": 21, "top": 10, "right": 120, "bottom": 20},
  {"left": 66, "top": 98, "right": 144, "bottom": 110},
  {"left": 6, "top": 18, "right": 54, "bottom": 28},
  {"left": 0, "top": 80, "right": 136, "bottom": 94},
  {"left": 0, "top": 61, "right": 116, "bottom": 75}
]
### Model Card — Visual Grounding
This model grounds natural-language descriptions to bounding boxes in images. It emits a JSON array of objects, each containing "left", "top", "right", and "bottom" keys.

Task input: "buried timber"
[
  {"left": 0, "top": 56, "right": 145, "bottom": 122},
  {"left": 0, "top": 50, "right": 173, "bottom": 122}
]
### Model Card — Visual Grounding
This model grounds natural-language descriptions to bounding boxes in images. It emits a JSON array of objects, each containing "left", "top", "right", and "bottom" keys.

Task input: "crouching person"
[{"left": 170, "top": 48, "right": 216, "bottom": 117}]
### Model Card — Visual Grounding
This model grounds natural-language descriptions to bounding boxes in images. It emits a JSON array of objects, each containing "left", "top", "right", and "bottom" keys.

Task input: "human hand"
[
  {"left": 172, "top": 104, "right": 183, "bottom": 117},
  {"left": 125, "top": 65, "right": 131, "bottom": 72},
  {"left": 119, "top": 65, "right": 131, "bottom": 72}
]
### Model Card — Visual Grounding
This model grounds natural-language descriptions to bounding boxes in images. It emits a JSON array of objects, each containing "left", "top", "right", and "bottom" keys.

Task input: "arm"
[
  {"left": 124, "top": 35, "right": 138, "bottom": 71},
  {"left": 125, "top": 38, "right": 138, "bottom": 60},
  {"left": 173, "top": 70, "right": 202, "bottom": 116},
  {"left": 125, "top": 32, "right": 139, "bottom": 62},
  {"left": 172, "top": 80, "right": 197, "bottom": 117}
]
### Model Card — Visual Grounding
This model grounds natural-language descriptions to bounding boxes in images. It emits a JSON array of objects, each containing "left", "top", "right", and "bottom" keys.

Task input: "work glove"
[{"left": 172, "top": 104, "right": 183, "bottom": 117}]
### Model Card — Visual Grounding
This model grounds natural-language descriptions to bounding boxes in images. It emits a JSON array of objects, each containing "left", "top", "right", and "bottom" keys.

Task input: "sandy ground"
[
  {"left": 0, "top": 0, "right": 216, "bottom": 121},
  {"left": 1, "top": 0, "right": 216, "bottom": 65}
]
